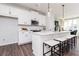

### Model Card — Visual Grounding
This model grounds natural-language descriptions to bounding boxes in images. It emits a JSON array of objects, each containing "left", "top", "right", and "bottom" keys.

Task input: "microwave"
[{"left": 31, "top": 20, "right": 39, "bottom": 26}]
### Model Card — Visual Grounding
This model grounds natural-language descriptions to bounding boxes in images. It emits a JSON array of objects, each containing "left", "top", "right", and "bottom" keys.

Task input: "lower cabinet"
[{"left": 18, "top": 31, "right": 32, "bottom": 45}]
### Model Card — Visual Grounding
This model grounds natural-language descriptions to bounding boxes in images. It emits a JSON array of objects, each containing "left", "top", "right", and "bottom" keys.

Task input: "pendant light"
[
  {"left": 61, "top": 4, "right": 65, "bottom": 31},
  {"left": 62, "top": 5, "right": 64, "bottom": 19},
  {"left": 47, "top": 3, "right": 50, "bottom": 17}
]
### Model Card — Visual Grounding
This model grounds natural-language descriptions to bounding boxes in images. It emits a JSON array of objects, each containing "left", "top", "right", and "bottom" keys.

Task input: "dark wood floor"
[
  {"left": 65, "top": 37, "right": 79, "bottom": 56},
  {"left": 0, "top": 38, "right": 79, "bottom": 56},
  {"left": 0, "top": 43, "right": 32, "bottom": 56}
]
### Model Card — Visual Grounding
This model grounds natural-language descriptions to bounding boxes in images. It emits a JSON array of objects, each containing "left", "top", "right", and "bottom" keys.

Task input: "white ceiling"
[
  {"left": 4, "top": 3, "right": 64, "bottom": 15},
  {"left": 18, "top": 3, "right": 48, "bottom": 13},
  {"left": 4, "top": 3, "right": 79, "bottom": 18},
  {"left": 17, "top": 3, "right": 63, "bottom": 13}
]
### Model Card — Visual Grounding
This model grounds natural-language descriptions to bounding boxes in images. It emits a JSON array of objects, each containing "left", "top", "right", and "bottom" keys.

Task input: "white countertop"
[{"left": 33, "top": 31, "right": 70, "bottom": 35}]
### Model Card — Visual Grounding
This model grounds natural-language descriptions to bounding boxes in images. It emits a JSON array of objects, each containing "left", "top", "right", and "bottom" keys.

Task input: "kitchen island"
[{"left": 32, "top": 31, "right": 70, "bottom": 56}]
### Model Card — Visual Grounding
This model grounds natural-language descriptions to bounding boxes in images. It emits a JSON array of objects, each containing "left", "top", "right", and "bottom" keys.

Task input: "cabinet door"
[
  {"left": 0, "top": 17, "right": 18, "bottom": 46},
  {"left": 24, "top": 32, "right": 32, "bottom": 43},
  {"left": 31, "top": 11, "right": 46, "bottom": 26},
  {"left": 19, "top": 31, "right": 31, "bottom": 45},
  {"left": 9, "top": 7, "right": 18, "bottom": 17},
  {"left": 39, "top": 14, "right": 46, "bottom": 26},
  {"left": 19, "top": 32, "right": 25, "bottom": 44},
  {"left": 18, "top": 10, "right": 31, "bottom": 25},
  {"left": 0, "top": 4, "right": 9, "bottom": 16},
  {"left": 30, "top": 11, "right": 38, "bottom": 19},
  {"left": 30, "top": 11, "right": 39, "bottom": 24}
]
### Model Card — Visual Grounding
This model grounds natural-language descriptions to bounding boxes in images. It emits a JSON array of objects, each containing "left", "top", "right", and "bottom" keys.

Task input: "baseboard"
[
  {"left": 0, "top": 41, "right": 32, "bottom": 46},
  {"left": 18, "top": 41, "right": 32, "bottom": 45},
  {"left": 0, "top": 41, "right": 18, "bottom": 46}
]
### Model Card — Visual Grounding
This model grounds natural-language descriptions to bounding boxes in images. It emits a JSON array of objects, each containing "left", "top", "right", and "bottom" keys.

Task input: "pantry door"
[{"left": 0, "top": 17, "right": 18, "bottom": 46}]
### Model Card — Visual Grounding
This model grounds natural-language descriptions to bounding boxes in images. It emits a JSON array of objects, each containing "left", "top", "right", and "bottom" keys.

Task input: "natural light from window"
[{"left": 64, "top": 19, "right": 77, "bottom": 31}]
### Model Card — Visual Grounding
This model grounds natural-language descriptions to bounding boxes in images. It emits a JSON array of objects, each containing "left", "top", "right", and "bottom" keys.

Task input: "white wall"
[
  {"left": 0, "top": 17, "right": 18, "bottom": 46},
  {"left": 64, "top": 3, "right": 79, "bottom": 18}
]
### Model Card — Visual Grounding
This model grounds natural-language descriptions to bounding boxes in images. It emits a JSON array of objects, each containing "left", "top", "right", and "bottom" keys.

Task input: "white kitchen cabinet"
[
  {"left": 18, "top": 10, "right": 31, "bottom": 25},
  {"left": 0, "top": 4, "right": 10, "bottom": 16},
  {"left": 18, "top": 31, "right": 32, "bottom": 45},
  {"left": 38, "top": 14, "right": 46, "bottom": 26},
  {"left": 0, "top": 4, "right": 46, "bottom": 26},
  {"left": 0, "top": 4, "right": 18, "bottom": 18},
  {"left": 9, "top": 7, "right": 18, "bottom": 17},
  {"left": 30, "top": 11, "right": 39, "bottom": 19},
  {"left": 30, "top": 11, "right": 46, "bottom": 26}
]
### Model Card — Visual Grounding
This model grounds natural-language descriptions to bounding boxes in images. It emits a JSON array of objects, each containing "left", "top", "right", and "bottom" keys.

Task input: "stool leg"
[
  {"left": 51, "top": 47, "right": 53, "bottom": 56},
  {"left": 59, "top": 43, "right": 63, "bottom": 56},
  {"left": 75, "top": 36, "right": 77, "bottom": 47},
  {"left": 72, "top": 37, "right": 75, "bottom": 48},
  {"left": 69, "top": 39, "right": 71, "bottom": 51},
  {"left": 67, "top": 40, "right": 70, "bottom": 52},
  {"left": 53, "top": 46, "right": 55, "bottom": 56},
  {"left": 70, "top": 38, "right": 72, "bottom": 50},
  {"left": 71, "top": 38, "right": 73, "bottom": 49},
  {"left": 43, "top": 43, "right": 45, "bottom": 56},
  {"left": 58, "top": 44, "right": 61, "bottom": 56},
  {"left": 74, "top": 37, "right": 75, "bottom": 47}
]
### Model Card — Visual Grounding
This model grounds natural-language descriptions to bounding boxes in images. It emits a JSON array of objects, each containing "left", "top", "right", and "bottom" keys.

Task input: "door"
[{"left": 0, "top": 17, "right": 18, "bottom": 46}]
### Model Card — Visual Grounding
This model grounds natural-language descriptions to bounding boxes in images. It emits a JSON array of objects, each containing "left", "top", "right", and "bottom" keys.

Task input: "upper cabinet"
[
  {"left": 9, "top": 7, "right": 18, "bottom": 17},
  {"left": 0, "top": 4, "right": 17, "bottom": 17},
  {"left": 30, "top": 11, "right": 39, "bottom": 20},
  {"left": 30, "top": 11, "right": 46, "bottom": 26},
  {"left": 0, "top": 4, "right": 10, "bottom": 16},
  {"left": 38, "top": 14, "right": 46, "bottom": 26},
  {"left": 18, "top": 10, "right": 31, "bottom": 25}
]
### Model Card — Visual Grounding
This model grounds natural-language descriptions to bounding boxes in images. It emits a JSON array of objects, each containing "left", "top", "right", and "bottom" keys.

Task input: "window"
[{"left": 64, "top": 19, "right": 77, "bottom": 31}]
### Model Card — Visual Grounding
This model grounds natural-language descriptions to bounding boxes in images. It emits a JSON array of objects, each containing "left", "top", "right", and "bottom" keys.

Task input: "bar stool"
[
  {"left": 71, "top": 35, "right": 77, "bottom": 48},
  {"left": 66, "top": 35, "right": 77, "bottom": 50},
  {"left": 43, "top": 40, "right": 61, "bottom": 56},
  {"left": 54, "top": 37, "right": 70, "bottom": 55},
  {"left": 73, "top": 35, "right": 77, "bottom": 47}
]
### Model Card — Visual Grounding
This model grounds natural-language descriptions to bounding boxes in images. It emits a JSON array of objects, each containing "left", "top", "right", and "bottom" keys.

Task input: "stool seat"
[
  {"left": 55, "top": 37, "right": 68, "bottom": 42},
  {"left": 66, "top": 35, "right": 76, "bottom": 39},
  {"left": 43, "top": 40, "right": 61, "bottom": 56},
  {"left": 44, "top": 40, "right": 60, "bottom": 47},
  {"left": 54, "top": 35, "right": 76, "bottom": 42}
]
